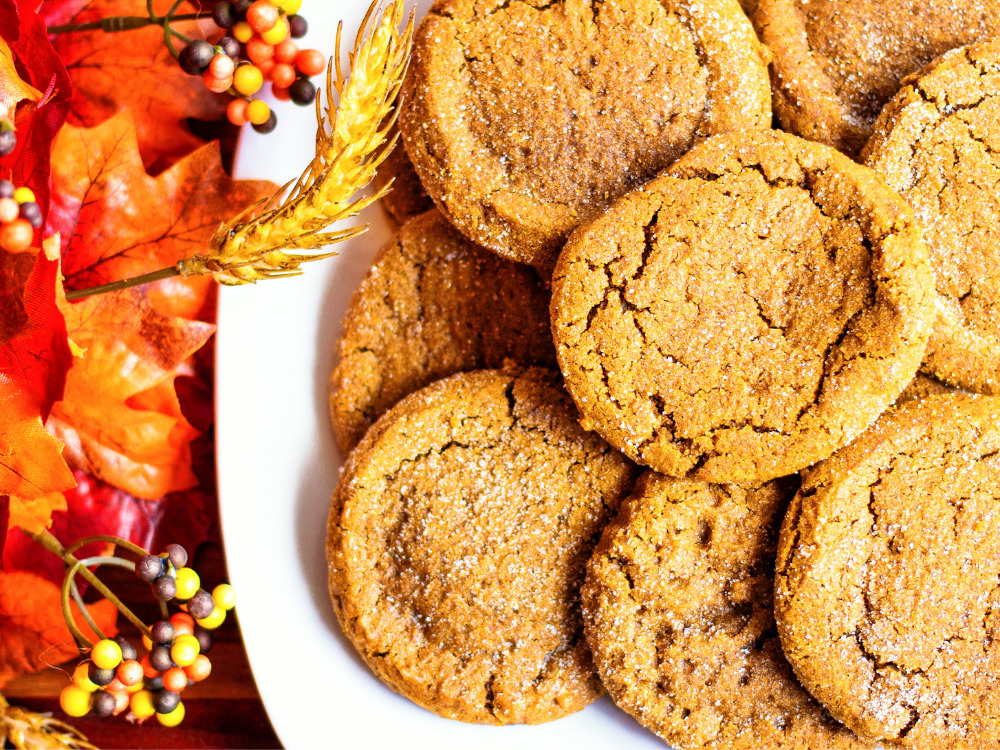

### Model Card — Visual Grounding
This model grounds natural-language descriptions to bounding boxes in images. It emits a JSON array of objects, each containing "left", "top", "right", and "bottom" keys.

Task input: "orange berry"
[
  {"left": 106, "top": 677, "right": 127, "bottom": 693},
  {"left": 271, "top": 85, "right": 290, "bottom": 101},
  {"left": 260, "top": 18, "right": 288, "bottom": 45},
  {"left": 0, "top": 218, "right": 33, "bottom": 253},
  {"left": 246, "top": 99, "right": 271, "bottom": 125},
  {"left": 274, "top": 39, "right": 298, "bottom": 65},
  {"left": 0, "top": 197, "right": 18, "bottom": 223},
  {"left": 185, "top": 654, "right": 212, "bottom": 682},
  {"left": 162, "top": 667, "right": 188, "bottom": 693},
  {"left": 203, "top": 71, "right": 233, "bottom": 93},
  {"left": 170, "top": 612, "right": 196, "bottom": 636},
  {"left": 271, "top": 63, "right": 296, "bottom": 89},
  {"left": 246, "top": 0, "right": 279, "bottom": 33},
  {"left": 227, "top": 99, "right": 250, "bottom": 126},
  {"left": 232, "top": 21, "right": 253, "bottom": 43},
  {"left": 246, "top": 38, "right": 274, "bottom": 65},
  {"left": 117, "top": 660, "right": 144, "bottom": 687},
  {"left": 140, "top": 655, "right": 159, "bottom": 679},
  {"left": 257, "top": 59, "right": 275, "bottom": 79},
  {"left": 296, "top": 48, "right": 325, "bottom": 77},
  {"left": 234, "top": 64, "right": 264, "bottom": 96},
  {"left": 209, "top": 53, "right": 235, "bottom": 78}
]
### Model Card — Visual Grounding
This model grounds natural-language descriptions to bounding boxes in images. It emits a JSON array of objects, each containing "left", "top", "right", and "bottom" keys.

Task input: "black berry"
[
  {"left": 163, "top": 543, "right": 188, "bottom": 569},
  {"left": 92, "top": 690, "right": 117, "bottom": 717},
  {"left": 193, "top": 625, "right": 213, "bottom": 655},
  {"left": 19, "top": 201, "right": 41, "bottom": 228},
  {"left": 150, "top": 620, "right": 175, "bottom": 645},
  {"left": 218, "top": 35, "right": 241, "bottom": 59},
  {"left": 146, "top": 675, "right": 164, "bottom": 692},
  {"left": 0, "top": 129, "right": 15, "bottom": 157},
  {"left": 289, "top": 78, "right": 316, "bottom": 106},
  {"left": 153, "top": 574, "right": 177, "bottom": 601},
  {"left": 234, "top": 0, "right": 252, "bottom": 14},
  {"left": 211, "top": 0, "right": 236, "bottom": 28},
  {"left": 0, "top": 180, "right": 13, "bottom": 198},
  {"left": 88, "top": 663, "right": 115, "bottom": 686},
  {"left": 252, "top": 111, "right": 278, "bottom": 134},
  {"left": 115, "top": 635, "right": 137, "bottom": 662},
  {"left": 288, "top": 14, "right": 307, "bottom": 39},
  {"left": 154, "top": 690, "right": 181, "bottom": 714},
  {"left": 188, "top": 589, "right": 215, "bottom": 619},
  {"left": 179, "top": 40, "right": 214, "bottom": 75},
  {"left": 149, "top": 645, "right": 174, "bottom": 672},
  {"left": 137, "top": 554, "right": 164, "bottom": 582}
]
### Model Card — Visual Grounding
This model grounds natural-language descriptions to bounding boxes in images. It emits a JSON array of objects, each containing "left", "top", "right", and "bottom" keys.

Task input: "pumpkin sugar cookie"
[
  {"left": 329, "top": 208, "right": 555, "bottom": 453},
  {"left": 551, "top": 130, "right": 935, "bottom": 485},
  {"left": 583, "top": 472, "right": 872, "bottom": 750},
  {"left": 327, "top": 369, "right": 638, "bottom": 724},
  {"left": 400, "top": 0, "right": 771, "bottom": 275},
  {"left": 864, "top": 39, "right": 1000, "bottom": 394},
  {"left": 776, "top": 394, "right": 1000, "bottom": 748},
  {"left": 756, "top": 0, "right": 1000, "bottom": 156}
]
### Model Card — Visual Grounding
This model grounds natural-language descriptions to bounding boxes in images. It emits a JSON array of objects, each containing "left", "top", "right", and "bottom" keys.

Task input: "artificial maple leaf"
[
  {"left": 0, "top": 0, "right": 73, "bottom": 217},
  {"left": 43, "top": 0, "right": 230, "bottom": 171},
  {"left": 0, "top": 569, "right": 118, "bottom": 688},
  {"left": 48, "top": 284, "right": 214, "bottom": 500},
  {"left": 47, "top": 110, "right": 272, "bottom": 321}
]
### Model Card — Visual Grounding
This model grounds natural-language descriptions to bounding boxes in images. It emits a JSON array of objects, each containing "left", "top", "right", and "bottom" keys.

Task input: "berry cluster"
[
  {"left": 0, "top": 181, "right": 43, "bottom": 254},
  {"left": 58, "top": 544, "right": 236, "bottom": 727},
  {"left": 178, "top": 0, "right": 324, "bottom": 134}
]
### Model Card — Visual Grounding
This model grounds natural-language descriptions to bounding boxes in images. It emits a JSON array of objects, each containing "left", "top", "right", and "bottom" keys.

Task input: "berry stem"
[
  {"left": 64, "top": 265, "right": 181, "bottom": 301},
  {"left": 46, "top": 13, "right": 204, "bottom": 34}
]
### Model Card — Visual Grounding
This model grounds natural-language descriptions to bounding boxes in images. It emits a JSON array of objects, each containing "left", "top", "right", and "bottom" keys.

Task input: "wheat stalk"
[{"left": 0, "top": 694, "right": 96, "bottom": 750}]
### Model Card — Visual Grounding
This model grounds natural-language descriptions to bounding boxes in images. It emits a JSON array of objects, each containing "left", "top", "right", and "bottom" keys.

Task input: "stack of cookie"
[{"left": 327, "top": 0, "right": 1000, "bottom": 747}]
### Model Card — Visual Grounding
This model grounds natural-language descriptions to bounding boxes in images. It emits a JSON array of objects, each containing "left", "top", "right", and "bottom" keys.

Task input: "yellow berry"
[
  {"left": 233, "top": 65, "right": 264, "bottom": 96},
  {"left": 127, "top": 680, "right": 144, "bottom": 694},
  {"left": 91, "top": 638, "right": 123, "bottom": 669},
  {"left": 213, "top": 583, "right": 237, "bottom": 611},
  {"left": 232, "top": 20, "right": 254, "bottom": 43},
  {"left": 12, "top": 186, "right": 34, "bottom": 204},
  {"left": 196, "top": 606, "right": 226, "bottom": 630},
  {"left": 157, "top": 700, "right": 186, "bottom": 727},
  {"left": 246, "top": 100, "right": 271, "bottom": 126},
  {"left": 260, "top": 18, "right": 288, "bottom": 45},
  {"left": 174, "top": 567, "right": 201, "bottom": 601},
  {"left": 59, "top": 685, "right": 92, "bottom": 717},
  {"left": 130, "top": 689, "right": 156, "bottom": 720},
  {"left": 171, "top": 633, "right": 200, "bottom": 667},
  {"left": 282, "top": 0, "right": 303, "bottom": 12},
  {"left": 72, "top": 662, "right": 98, "bottom": 692}
]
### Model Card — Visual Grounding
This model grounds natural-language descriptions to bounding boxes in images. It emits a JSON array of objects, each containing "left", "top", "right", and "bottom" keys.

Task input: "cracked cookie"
[
  {"left": 755, "top": 0, "right": 1000, "bottom": 156},
  {"left": 551, "top": 129, "right": 936, "bottom": 485},
  {"left": 863, "top": 39, "right": 1000, "bottom": 395},
  {"left": 775, "top": 393, "right": 1000, "bottom": 748},
  {"left": 329, "top": 208, "right": 556, "bottom": 453},
  {"left": 327, "top": 368, "right": 639, "bottom": 724},
  {"left": 582, "top": 471, "right": 872, "bottom": 750},
  {"left": 399, "top": 0, "right": 771, "bottom": 276},
  {"left": 375, "top": 125, "right": 434, "bottom": 224}
]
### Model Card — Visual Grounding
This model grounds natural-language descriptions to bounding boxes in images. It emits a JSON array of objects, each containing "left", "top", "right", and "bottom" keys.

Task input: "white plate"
[{"left": 216, "top": 3, "right": 663, "bottom": 747}]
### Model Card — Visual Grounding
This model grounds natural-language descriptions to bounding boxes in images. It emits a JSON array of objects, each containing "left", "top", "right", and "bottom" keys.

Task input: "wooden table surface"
[{"left": 4, "top": 543, "right": 283, "bottom": 749}]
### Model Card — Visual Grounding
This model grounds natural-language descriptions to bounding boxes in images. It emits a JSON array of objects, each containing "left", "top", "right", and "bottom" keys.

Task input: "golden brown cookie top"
[
  {"left": 551, "top": 130, "right": 935, "bottom": 485},
  {"left": 863, "top": 39, "right": 1000, "bottom": 394},
  {"left": 327, "top": 368, "right": 638, "bottom": 725},
  {"left": 776, "top": 393, "right": 1000, "bottom": 747},
  {"left": 400, "top": 0, "right": 771, "bottom": 275},
  {"left": 329, "top": 208, "right": 555, "bottom": 453},
  {"left": 756, "top": 0, "right": 1000, "bottom": 156},
  {"left": 583, "top": 472, "right": 871, "bottom": 750}
]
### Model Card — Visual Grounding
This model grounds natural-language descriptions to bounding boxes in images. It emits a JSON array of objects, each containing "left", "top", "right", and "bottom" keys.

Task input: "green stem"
[
  {"left": 47, "top": 13, "right": 204, "bottom": 34},
  {"left": 29, "top": 529, "right": 153, "bottom": 642},
  {"left": 64, "top": 266, "right": 181, "bottom": 301}
]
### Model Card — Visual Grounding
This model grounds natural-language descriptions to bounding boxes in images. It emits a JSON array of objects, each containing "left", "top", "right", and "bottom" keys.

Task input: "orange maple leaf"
[
  {"left": 44, "top": 0, "right": 229, "bottom": 171},
  {"left": 0, "top": 569, "right": 118, "bottom": 689}
]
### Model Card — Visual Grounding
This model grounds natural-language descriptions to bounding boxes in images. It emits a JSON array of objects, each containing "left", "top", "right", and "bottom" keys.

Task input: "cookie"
[
  {"left": 329, "top": 208, "right": 555, "bottom": 453},
  {"left": 375, "top": 127, "right": 434, "bottom": 224},
  {"left": 863, "top": 40, "right": 1000, "bottom": 394},
  {"left": 400, "top": 0, "right": 771, "bottom": 275},
  {"left": 896, "top": 374, "right": 954, "bottom": 405},
  {"left": 756, "top": 0, "right": 1000, "bottom": 156},
  {"left": 775, "top": 393, "right": 1000, "bottom": 747},
  {"left": 551, "top": 129, "right": 935, "bottom": 485},
  {"left": 327, "top": 368, "right": 638, "bottom": 725},
  {"left": 583, "top": 472, "right": 871, "bottom": 750}
]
